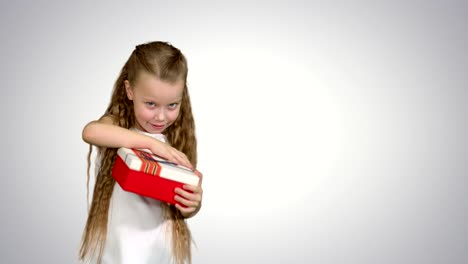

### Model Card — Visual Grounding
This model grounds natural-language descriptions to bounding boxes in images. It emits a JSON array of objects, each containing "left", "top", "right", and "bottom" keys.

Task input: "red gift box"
[{"left": 111, "top": 148, "right": 199, "bottom": 205}]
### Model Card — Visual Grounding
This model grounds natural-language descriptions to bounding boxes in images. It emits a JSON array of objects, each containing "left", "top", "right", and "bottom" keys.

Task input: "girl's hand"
[
  {"left": 174, "top": 170, "right": 203, "bottom": 218},
  {"left": 149, "top": 140, "right": 193, "bottom": 170}
]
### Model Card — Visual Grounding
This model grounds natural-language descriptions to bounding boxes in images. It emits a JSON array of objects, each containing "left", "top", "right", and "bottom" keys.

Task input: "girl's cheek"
[{"left": 172, "top": 113, "right": 179, "bottom": 121}]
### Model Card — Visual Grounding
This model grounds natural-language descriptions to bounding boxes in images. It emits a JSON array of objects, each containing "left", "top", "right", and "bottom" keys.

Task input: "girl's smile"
[{"left": 150, "top": 123, "right": 166, "bottom": 132}]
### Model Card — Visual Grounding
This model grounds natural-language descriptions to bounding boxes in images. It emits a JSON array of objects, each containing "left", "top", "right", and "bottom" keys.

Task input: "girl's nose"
[{"left": 155, "top": 108, "right": 165, "bottom": 121}]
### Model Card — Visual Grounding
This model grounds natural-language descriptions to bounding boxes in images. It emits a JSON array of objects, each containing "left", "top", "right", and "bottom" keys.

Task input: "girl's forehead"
[{"left": 135, "top": 74, "right": 184, "bottom": 100}]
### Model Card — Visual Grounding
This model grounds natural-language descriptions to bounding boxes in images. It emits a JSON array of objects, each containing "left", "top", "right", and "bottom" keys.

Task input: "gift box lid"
[{"left": 117, "top": 147, "right": 199, "bottom": 186}]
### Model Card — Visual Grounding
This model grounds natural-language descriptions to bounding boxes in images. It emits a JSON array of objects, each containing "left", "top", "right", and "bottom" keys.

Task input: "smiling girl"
[{"left": 79, "top": 41, "right": 203, "bottom": 264}]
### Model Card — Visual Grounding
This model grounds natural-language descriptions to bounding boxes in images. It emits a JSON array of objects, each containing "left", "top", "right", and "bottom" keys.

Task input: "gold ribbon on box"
[{"left": 131, "top": 149, "right": 162, "bottom": 176}]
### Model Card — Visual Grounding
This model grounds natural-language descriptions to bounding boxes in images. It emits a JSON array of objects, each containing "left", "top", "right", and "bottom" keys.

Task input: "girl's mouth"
[{"left": 151, "top": 123, "right": 165, "bottom": 129}]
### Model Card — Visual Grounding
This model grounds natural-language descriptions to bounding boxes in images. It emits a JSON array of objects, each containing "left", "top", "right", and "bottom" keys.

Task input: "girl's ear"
[{"left": 124, "top": 80, "right": 134, "bottom": 100}]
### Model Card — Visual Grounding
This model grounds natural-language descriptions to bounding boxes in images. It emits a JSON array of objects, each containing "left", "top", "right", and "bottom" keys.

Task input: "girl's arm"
[{"left": 82, "top": 115, "right": 193, "bottom": 169}]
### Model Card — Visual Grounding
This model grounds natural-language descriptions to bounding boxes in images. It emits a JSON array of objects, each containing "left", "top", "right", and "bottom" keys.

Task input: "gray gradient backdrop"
[{"left": 1, "top": 0, "right": 466, "bottom": 263}]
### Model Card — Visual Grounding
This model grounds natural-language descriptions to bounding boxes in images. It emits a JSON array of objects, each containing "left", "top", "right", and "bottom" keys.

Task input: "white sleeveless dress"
[{"left": 97, "top": 129, "right": 174, "bottom": 264}]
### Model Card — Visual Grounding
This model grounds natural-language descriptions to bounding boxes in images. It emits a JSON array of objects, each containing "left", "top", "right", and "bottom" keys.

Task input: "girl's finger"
[
  {"left": 174, "top": 187, "right": 201, "bottom": 202},
  {"left": 174, "top": 194, "right": 200, "bottom": 208},
  {"left": 175, "top": 203, "right": 196, "bottom": 214},
  {"left": 172, "top": 150, "right": 193, "bottom": 169},
  {"left": 181, "top": 184, "right": 198, "bottom": 192}
]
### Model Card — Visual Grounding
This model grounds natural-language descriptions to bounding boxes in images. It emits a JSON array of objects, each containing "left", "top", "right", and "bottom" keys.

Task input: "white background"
[{"left": 1, "top": 1, "right": 467, "bottom": 263}]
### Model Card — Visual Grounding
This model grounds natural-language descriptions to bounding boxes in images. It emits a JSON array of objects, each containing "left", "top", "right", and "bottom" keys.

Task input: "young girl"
[{"left": 79, "top": 41, "right": 203, "bottom": 264}]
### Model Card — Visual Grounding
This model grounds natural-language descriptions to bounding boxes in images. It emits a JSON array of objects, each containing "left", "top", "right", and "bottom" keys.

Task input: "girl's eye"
[
  {"left": 168, "top": 103, "right": 179, "bottom": 109},
  {"left": 145, "top": 102, "right": 156, "bottom": 107}
]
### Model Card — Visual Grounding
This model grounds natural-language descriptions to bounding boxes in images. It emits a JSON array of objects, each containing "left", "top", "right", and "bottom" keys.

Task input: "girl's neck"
[
  {"left": 131, "top": 127, "right": 164, "bottom": 136},
  {"left": 130, "top": 127, "right": 167, "bottom": 143}
]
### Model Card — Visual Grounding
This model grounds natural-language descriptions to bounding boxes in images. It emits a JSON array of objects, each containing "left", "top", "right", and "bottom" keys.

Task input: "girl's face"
[{"left": 125, "top": 72, "right": 184, "bottom": 134}]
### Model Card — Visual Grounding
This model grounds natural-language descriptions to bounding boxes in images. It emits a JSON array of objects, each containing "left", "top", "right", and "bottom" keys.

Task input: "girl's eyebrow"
[
  {"left": 166, "top": 98, "right": 183, "bottom": 103},
  {"left": 141, "top": 96, "right": 160, "bottom": 101},
  {"left": 143, "top": 97, "right": 182, "bottom": 103}
]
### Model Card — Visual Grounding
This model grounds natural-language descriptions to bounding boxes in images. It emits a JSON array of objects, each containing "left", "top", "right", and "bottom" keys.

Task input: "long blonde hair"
[{"left": 79, "top": 41, "right": 197, "bottom": 264}]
